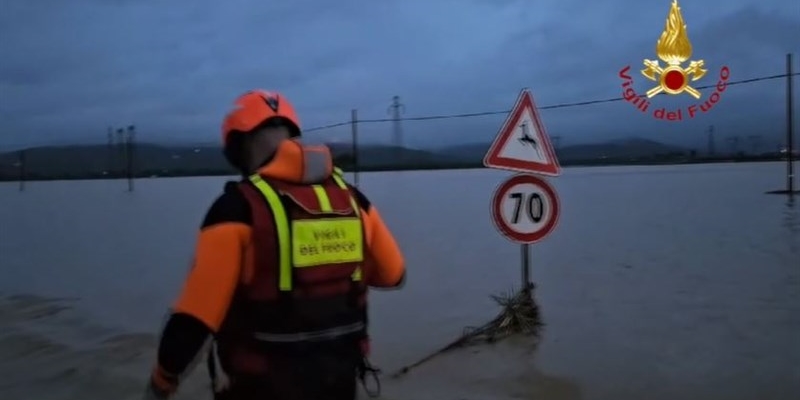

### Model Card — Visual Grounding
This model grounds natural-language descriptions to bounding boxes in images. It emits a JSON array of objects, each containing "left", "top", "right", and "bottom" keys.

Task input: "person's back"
[{"left": 143, "top": 90, "right": 405, "bottom": 400}]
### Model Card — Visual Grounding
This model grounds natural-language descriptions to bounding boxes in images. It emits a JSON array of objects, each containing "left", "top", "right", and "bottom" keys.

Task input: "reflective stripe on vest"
[
  {"left": 248, "top": 169, "right": 363, "bottom": 291},
  {"left": 332, "top": 167, "right": 362, "bottom": 280},
  {"left": 252, "top": 321, "right": 366, "bottom": 343}
]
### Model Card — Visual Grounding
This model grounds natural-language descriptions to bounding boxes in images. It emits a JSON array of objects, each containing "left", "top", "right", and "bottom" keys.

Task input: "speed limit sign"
[{"left": 491, "top": 173, "right": 560, "bottom": 244}]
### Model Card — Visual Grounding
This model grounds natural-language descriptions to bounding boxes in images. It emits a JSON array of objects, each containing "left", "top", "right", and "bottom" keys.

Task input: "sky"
[{"left": 0, "top": 0, "right": 798, "bottom": 151}]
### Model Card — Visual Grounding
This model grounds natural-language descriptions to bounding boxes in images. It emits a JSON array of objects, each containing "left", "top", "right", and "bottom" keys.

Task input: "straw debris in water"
[{"left": 391, "top": 283, "right": 543, "bottom": 378}]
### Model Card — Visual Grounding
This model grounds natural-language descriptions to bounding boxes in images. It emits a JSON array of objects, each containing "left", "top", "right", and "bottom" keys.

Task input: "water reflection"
[{"left": 783, "top": 196, "right": 799, "bottom": 256}]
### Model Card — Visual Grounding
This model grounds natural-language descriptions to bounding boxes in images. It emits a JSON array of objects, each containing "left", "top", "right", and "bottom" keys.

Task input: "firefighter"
[{"left": 144, "top": 90, "right": 405, "bottom": 400}]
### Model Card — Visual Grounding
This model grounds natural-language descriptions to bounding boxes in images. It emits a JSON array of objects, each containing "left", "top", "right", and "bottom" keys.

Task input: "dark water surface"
[{"left": 1, "top": 163, "right": 798, "bottom": 400}]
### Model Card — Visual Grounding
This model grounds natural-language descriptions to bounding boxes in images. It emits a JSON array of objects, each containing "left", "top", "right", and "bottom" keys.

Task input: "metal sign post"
[
  {"left": 521, "top": 244, "right": 531, "bottom": 290},
  {"left": 490, "top": 173, "right": 560, "bottom": 289}
]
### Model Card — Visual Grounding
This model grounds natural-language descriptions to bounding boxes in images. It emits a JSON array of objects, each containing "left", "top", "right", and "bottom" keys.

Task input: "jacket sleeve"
[
  {"left": 148, "top": 188, "right": 252, "bottom": 395},
  {"left": 349, "top": 185, "right": 405, "bottom": 288}
]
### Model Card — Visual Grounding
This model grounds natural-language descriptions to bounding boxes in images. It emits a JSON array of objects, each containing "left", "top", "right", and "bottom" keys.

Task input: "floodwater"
[{"left": 0, "top": 163, "right": 798, "bottom": 400}]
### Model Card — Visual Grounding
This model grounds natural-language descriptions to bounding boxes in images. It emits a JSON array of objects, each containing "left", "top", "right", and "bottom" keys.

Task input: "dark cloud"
[{"left": 0, "top": 0, "right": 797, "bottom": 150}]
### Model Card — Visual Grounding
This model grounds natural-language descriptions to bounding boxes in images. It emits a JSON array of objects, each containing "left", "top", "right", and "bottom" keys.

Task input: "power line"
[
  {"left": 351, "top": 72, "right": 800, "bottom": 124},
  {"left": 1, "top": 71, "right": 797, "bottom": 149},
  {"left": 304, "top": 121, "right": 351, "bottom": 133},
  {"left": 304, "top": 72, "right": 797, "bottom": 132}
]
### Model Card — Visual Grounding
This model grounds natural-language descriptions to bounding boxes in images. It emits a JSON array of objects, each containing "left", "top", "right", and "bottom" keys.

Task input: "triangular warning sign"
[{"left": 483, "top": 89, "right": 561, "bottom": 176}]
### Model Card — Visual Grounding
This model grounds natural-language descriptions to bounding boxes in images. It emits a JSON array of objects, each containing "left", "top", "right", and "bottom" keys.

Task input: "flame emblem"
[{"left": 641, "top": 0, "right": 707, "bottom": 99}]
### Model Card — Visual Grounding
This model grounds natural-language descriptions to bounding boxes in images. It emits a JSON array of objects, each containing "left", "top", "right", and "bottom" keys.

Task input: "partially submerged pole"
[
  {"left": 350, "top": 109, "right": 360, "bottom": 187},
  {"left": 766, "top": 53, "right": 797, "bottom": 195},
  {"left": 116, "top": 128, "right": 125, "bottom": 177},
  {"left": 521, "top": 244, "right": 531, "bottom": 292},
  {"left": 786, "top": 53, "right": 795, "bottom": 194}
]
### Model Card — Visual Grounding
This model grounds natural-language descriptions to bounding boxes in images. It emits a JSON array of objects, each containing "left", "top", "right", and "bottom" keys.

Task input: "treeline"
[{"left": 0, "top": 153, "right": 788, "bottom": 182}]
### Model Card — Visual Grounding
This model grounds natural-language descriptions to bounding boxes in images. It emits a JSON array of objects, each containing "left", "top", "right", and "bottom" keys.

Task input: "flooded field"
[{"left": 1, "top": 163, "right": 798, "bottom": 400}]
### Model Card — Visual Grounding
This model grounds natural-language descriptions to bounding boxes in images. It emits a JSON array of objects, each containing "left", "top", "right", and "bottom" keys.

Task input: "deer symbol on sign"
[{"left": 518, "top": 122, "right": 542, "bottom": 159}]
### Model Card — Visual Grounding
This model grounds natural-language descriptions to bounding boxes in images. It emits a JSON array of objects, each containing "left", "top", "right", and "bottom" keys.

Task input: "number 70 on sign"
[
  {"left": 508, "top": 192, "right": 544, "bottom": 224},
  {"left": 490, "top": 174, "right": 560, "bottom": 244}
]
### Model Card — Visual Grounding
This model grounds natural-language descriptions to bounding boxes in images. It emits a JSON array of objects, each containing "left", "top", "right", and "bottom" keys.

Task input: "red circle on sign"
[{"left": 491, "top": 174, "right": 560, "bottom": 244}]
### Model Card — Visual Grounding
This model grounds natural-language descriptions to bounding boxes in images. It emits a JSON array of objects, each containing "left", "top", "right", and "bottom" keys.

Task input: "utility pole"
[
  {"left": 350, "top": 109, "right": 360, "bottom": 187},
  {"left": 17, "top": 149, "right": 25, "bottom": 191},
  {"left": 727, "top": 136, "right": 740, "bottom": 156},
  {"left": 126, "top": 125, "right": 135, "bottom": 191},
  {"left": 767, "top": 53, "right": 798, "bottom": 195},
  {"left": 116, "top": 128, "right": 125, "bottom": 176},
  {"left": 706, "top": 125, "right": 715, "bottom": 156},
  {"left": 107, "top": 126, "right": 114, "bottom": 176},
  {"left": 786, "top": 53, "right": 795, "bottom": 194},
  {"left": 387, "top": 95, "right": 405, "bottom": 164},
  {"left": 747, "top": 135, "right": 762, "bottom": 155}
]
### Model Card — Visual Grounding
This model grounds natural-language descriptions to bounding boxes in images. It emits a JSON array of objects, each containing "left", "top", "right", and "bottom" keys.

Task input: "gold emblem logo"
[{"left": 641, "top": 0, "right": 707, "bottom": 99}]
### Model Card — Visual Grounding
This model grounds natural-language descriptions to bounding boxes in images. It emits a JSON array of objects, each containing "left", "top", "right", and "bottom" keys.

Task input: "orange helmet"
[{"left": 221, "top": 90, "right": 301, "bottom": 145}]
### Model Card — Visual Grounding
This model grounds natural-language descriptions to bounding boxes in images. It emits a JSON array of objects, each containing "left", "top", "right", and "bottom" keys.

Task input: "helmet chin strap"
[
  {"left": 247, "top": 136, "right": 302, "bottom": 176},
  {"left": 256, "top": 152, "right": 275, "bottom": 169},
  {"left": 244, "top": 151, "right": 276, "bottom": 175}
]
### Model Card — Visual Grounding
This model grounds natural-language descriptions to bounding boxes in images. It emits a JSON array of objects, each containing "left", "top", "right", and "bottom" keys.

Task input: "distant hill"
[
  {"left": 0, "top": 137, "right": 713, "bottom": 180},
  {"left": 433, "top": 142, "right": 490, "bottom": 163},
  {"left": 0, "top": 142, "right": 464, "bottom": 179},
  {"left": 0, "top": 144, "right": 231, "bottom": 178},
  {"left": 556, "top": 138, "right": 688, "bottom": 160},
  {"left": 433, "top": 137, "right": 689, "bottom": 163},
  {"left": 326, "top": 143, "right": 461, "bottom": 168}
]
